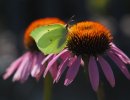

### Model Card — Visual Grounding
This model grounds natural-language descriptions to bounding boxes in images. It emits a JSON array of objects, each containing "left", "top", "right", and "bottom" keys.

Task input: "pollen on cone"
[{"left": 67, "top": 21, "right": 113, "bottom": 55}]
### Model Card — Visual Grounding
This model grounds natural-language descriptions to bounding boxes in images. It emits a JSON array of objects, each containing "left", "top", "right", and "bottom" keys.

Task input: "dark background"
[{"left": 0, "top": 0, "right": 130, "bottom": 100}]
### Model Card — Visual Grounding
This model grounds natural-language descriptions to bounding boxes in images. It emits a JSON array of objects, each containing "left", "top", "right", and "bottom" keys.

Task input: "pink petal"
[
  {"left": 35, "top": 66, "right": 45, "bottom": 80},
  {"left": 88, "top": 56, "right": 99, "bottom": 91},
  {"left": 31, "top": 54, "right": 39, "bottom": 77},
  {"left": 34, "top": 56, "right": 45, "bottom": 80},
  {"left": 68, "top": 57, "right": 77, "bottom": 67},
  {"left": 44, "top": 49, "right": 69, "bottom": 77},
  {"left": 21, "top": 52, "right": 42, "bottom": 82},
  {"left": 81, "top": 59, "right": 84, "bottom": 67},
  {"left": 12, "top": 52, "right": 31, "bottom": 82},
  {"left": 111, "top": 48, "right": 130, "bottom": 64},
  {"left": 49, "top": 62, "right": 58, "bottom": 79},
  {"left": 60, "top": 50, "right": 71, "bottom": 60},
  {"left": 19, "top": 53, "right": 34, "bottom": 82},
  {"left": 107, "top": 51, "right": 130, "bottom": 79},
  {"left": 21, "top": 62, "right": 32, "bottom": 82},
  {"left": 41, "top": 54, "right": 53, "bottom": 65},
  {"left": 98, "top": 56, "right": 115, "bottom": 87},
  {"left": 32, "top": 53, "right": 39, "bottom": 67},
  {"left": 64, "top": 56, "right": 81, "bottom": 86},
  {"left": 110, "top": 43, "right": 130, "bottom": 64},
  {"left": 3, "top": 54, "right": 24, "bottom": 80},
  {"left": 54, "top": 57, "right": 69, "bottom": 83},
  {"left": 31, "top": 53, "right": 45, "bottom": 78}
]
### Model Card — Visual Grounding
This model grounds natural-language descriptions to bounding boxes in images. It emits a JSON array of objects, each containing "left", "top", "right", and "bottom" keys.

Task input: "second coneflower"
[
  {"left": 41, "top": 21, "right": 130, "bottom": 91},
  {"left": 3, "top": 17, "right": 65, "bottom": 82}
]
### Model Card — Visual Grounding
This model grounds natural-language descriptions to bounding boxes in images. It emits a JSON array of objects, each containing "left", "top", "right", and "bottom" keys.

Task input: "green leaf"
[{"left": 31, "top": 24, "right": 67, "bottom": 54}]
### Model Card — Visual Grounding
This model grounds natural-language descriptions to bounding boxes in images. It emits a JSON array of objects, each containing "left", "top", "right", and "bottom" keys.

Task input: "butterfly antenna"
[{"left": 65, "top": 15, "right": 75, "bottom": 29}]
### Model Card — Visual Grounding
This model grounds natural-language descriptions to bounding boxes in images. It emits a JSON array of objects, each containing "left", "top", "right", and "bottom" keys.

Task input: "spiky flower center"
[
  {"left": 67, "top": 21, "right": 113, "bottom": 56},
  {"left": 24, "top": 18, "right": 65, "bottom": 50}
]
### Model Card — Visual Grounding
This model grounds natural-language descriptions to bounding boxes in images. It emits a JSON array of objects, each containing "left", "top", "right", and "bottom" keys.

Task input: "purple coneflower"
[
  {"left": 3, "top": 18, "right": 65, "bottom": 82},
  {"left": 43, "top": 21, "right": 130, "bottom": 91}
]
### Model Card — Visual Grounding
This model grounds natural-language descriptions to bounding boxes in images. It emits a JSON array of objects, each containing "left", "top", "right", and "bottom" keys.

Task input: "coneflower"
[
  {"left": 3, "top": 17, "right": 65, "bottom": 82},
  {"left": 42, "top": 21, "right": 130, "bottom": 91}
]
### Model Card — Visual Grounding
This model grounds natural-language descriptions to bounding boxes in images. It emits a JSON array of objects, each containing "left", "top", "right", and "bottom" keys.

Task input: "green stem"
[
  {"left": 43, "top": 74, "right": 53, "bottom": 100},
  {"left": 97, "top": 82, "right": 106, "bottom": 100}
]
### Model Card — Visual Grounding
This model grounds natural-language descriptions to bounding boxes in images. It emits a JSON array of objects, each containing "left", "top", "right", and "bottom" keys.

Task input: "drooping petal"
[
  {"left": 49, "top": 62, "right": 58, "bottom": 79},
  {"left": 80, "top": 59, "right": 84, "bottom": 67},
  {"left": 60, "top": 50, "right": 71, "bottom": 60},
  {"left": 113, "top": 51, "right": 129, "bottom": 64},
  {"left": 54, "top": 57, "right": 69, "bottom": 83},
  {"left": 35, "top": 56, "right": 46, "bottom": 80},
  {"left": 88, "top": 56, "right": 99, "bottom": 91},
  {"left": 44, "top": 49, "right": 69, "bottom": 77},
  {"left": 107, "top": 51, "right": 130, "bottom": 79},
  {"left": 31, "top": 53, "right": 45, "bottom": 79},
  {"left": 19, "top": 52, "right": 34, "bottom": 82},
  {"left": 31, "top": 52, "right": 39, "bottom": 67},
  {"left": 110, "top": 43, "right": 130, "bottom": 64},
  {"left": 12, "top": 52, "right": 31, "bottom": 82},
  {"left": 64, "top": 56, "right": 81, "bottom": 86},
  {"left": 98, "top": 56, "right": 115, "bottom": 87},
  {"left": 68, "top": 57, "right": 77, "bottom": 67},
  {"left": 35, "top": 66, "right": 45, "bottom": 80},
  {"left": 3, "top": 54, "right": 24, "bottom": 80},
  {"left": 41, "top": 54, "right": 53, "bottom": 65},
  {"left": 20, "top": 60, "right": 33, "bottom": 82}
]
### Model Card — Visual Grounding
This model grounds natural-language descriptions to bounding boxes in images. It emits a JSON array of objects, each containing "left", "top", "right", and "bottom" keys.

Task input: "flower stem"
[
  {"left": 43, "top": 73, "right": 53, "bottom": 100},
  {"left": 97, "top": 82, "right": 106, "bottom": 100}
]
